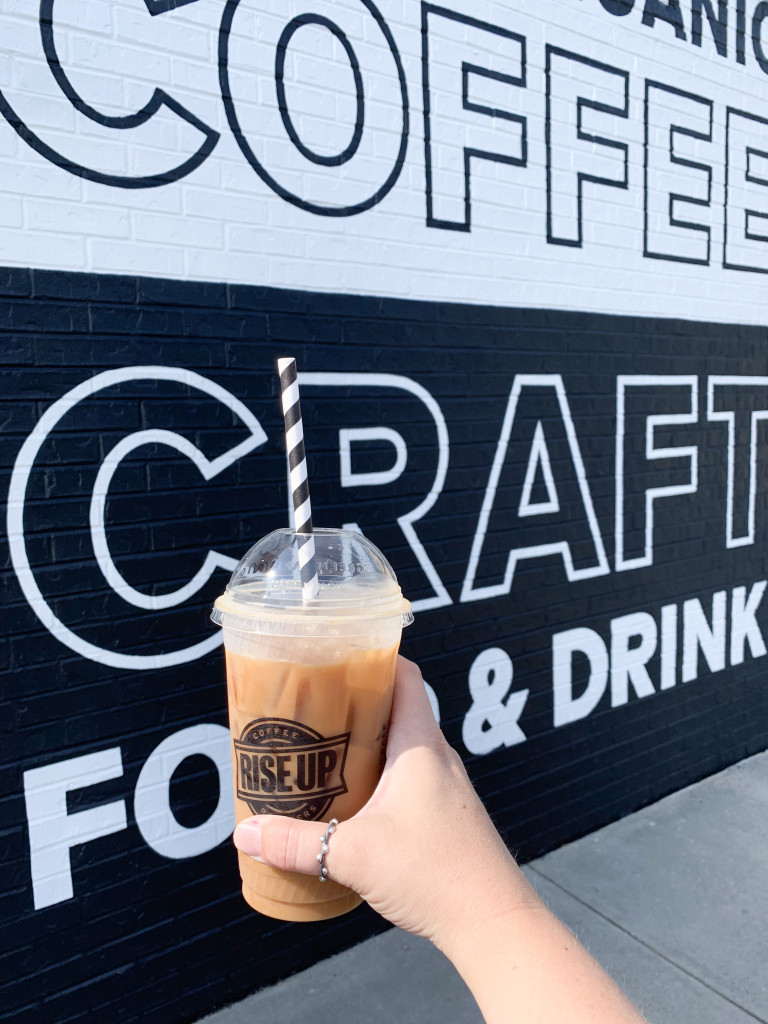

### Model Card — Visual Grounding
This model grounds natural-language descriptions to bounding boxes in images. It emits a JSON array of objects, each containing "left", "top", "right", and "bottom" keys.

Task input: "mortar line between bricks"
[{"left": 527, "top": 867, "right": 768, "bottom": 1024}]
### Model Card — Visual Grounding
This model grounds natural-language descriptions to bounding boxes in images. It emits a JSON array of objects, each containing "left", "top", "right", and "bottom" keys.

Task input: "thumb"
[{"left": 234, "top": 816, "right": 349, "bottom": 882}]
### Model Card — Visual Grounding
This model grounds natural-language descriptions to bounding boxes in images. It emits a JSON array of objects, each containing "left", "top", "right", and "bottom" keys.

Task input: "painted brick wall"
[{"left": 3, "top": 1, "right": 768, "bottom": 1022}]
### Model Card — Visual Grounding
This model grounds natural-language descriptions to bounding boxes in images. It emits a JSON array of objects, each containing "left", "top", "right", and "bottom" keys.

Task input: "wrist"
[
  {"left": 440, "top": 876, "right": 649, "bottom": 1024},
  {"left": 435, "top": 855, "right": 543, "bottom": 966}
]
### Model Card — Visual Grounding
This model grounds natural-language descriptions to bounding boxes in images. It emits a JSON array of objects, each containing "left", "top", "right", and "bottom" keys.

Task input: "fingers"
[
  {"left": 234, "top": 816, "right": 337, "bottom": 878},
  {"left": 231, "top": 658, "right": 443, "bottom": 897},
  {"left": 393, "top": 655, "right": 438, "bottom": 722},
  {"left": 387, "top": 655, "right": 444, "bottom": 756}
]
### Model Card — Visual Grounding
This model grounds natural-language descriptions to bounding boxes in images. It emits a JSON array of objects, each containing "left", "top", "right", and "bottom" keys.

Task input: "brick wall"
[{"left": 3, "top": 1, "right": 768, "bottom": 1022}]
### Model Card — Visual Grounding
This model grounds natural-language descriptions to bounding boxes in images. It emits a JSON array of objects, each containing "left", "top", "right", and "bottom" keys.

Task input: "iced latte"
[{"left": 212, "top": 528, "right": 412, "bottom": 921}]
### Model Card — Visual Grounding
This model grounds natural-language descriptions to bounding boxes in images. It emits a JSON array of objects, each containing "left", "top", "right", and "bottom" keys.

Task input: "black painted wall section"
[{"left": 2, "top": 266, "right": 767, "bottom": 1023}]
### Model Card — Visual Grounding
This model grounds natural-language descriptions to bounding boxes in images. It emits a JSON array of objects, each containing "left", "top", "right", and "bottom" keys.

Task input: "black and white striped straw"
[{"left": 277, "top": 357, "right": 319, "bottom": 601}]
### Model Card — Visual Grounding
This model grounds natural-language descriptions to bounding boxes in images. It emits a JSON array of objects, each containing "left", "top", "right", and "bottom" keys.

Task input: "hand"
[
  {"left": 233, "top": 654, "right": 536, "bottom": 948},
  {"left": 234, "top": 655, "right": 648, "bottom": 1023}
]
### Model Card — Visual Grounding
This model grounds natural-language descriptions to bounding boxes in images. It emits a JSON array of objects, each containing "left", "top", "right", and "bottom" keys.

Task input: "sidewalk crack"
[{"left": 527, "top": 866, "right": 767, "bottom": 1024}]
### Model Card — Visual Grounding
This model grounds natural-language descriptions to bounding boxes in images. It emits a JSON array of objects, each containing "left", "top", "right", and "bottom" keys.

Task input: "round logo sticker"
[{"left": 234, "top": 718, "right": 350, "bottom": 821}]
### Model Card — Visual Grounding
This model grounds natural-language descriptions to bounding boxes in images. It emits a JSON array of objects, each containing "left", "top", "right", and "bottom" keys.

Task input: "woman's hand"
[
  {"left": 233, "top": 654, "right": 536, "bottom": 948},
  {"left": 234, "top": 655, "right": 648, "bottom": 1023}
]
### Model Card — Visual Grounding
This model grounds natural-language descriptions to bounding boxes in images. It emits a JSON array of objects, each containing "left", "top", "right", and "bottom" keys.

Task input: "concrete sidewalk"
[{"left": 199, "top": 751, "right": 768, "bottom": 1024}]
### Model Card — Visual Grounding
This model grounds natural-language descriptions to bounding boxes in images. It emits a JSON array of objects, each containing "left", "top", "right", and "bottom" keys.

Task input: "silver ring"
[{"left": 317, "top": 818, "right": 338, "bottom": 883}]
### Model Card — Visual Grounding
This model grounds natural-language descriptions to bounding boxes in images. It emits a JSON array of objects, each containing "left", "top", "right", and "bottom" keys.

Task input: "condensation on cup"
[{"left": 211, "top": 527, "right": 413, "bottom": 921}]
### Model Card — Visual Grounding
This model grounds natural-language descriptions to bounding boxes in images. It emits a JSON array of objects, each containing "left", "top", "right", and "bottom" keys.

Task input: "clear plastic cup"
[{"left": 212, "top": 527, "right": 412, "bottom": 921}]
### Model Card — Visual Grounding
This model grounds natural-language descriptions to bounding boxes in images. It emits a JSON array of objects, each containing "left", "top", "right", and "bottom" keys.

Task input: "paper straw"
[{"left": 278, "top": 357, "right": 319, "bottom": 601}]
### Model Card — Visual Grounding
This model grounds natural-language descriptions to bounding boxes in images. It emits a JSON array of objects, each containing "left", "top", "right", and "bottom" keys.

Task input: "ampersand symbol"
[{"left": 462, "top": 647, "right": 529, "bottom": 756}]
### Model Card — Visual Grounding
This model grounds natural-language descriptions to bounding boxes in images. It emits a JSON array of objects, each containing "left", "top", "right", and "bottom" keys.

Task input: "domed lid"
[{"left": 211, "top": 528, "right": 413, "bottom": 629}]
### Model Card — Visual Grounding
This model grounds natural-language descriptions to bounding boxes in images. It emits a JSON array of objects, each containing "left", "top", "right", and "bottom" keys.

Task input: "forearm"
[{"left": 442, "top": 872, "right": 648, "bottom": 1024}]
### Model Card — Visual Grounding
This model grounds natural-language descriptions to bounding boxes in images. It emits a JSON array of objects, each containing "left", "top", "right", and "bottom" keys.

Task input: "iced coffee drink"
[{"left": 212, "top": 528, "right": 412, "bottom": 921}]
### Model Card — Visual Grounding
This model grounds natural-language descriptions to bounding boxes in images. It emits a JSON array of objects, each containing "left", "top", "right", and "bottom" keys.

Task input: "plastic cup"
[{"left": 211, "top": 527, "right": 412, "bottom": 922}]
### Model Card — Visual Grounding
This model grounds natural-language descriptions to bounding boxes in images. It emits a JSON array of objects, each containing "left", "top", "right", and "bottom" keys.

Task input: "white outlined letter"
[
  {"left": 706, "top": 376, "right": 768, "bottom": 548},
  {"left": 339, "top": 427, "right": 407, "bottom": 488},
  {"left": 8, "top": 367, "right": 267, "bottom": 670},
  {"left": 518, "top": 422, "right": 559, "bottom": 516},
  {"left": 301, "top": 372, "right": 450, "bottom": 612},
  {"left": 615, "top": 375, "right": 698, "bottom": 571},
  {"left": 462, "top": 375, "right": 608, "bottom": 603}
]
